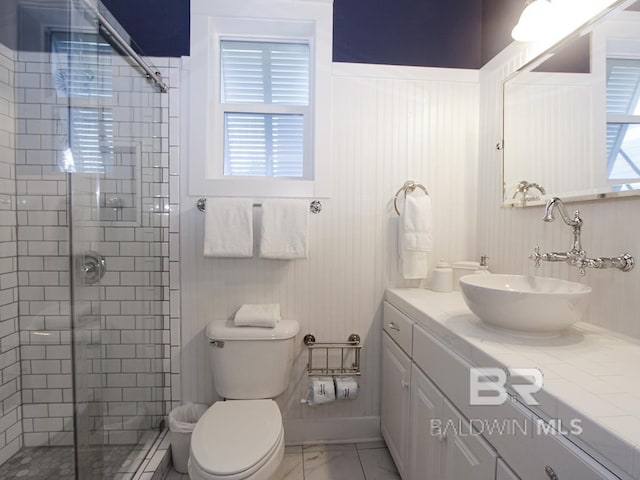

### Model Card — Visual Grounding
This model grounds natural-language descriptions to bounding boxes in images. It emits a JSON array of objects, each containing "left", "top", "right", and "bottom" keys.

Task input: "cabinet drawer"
[
  {"left": 383, "top": 301, "right": 413, "bottom": 356},
  {"left": 522, "top": 427, "right": 620, "bottom": 480}
]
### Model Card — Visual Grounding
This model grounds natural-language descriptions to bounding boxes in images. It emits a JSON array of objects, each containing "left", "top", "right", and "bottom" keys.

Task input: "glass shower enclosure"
[{"left": 0, "top": 0, "right": 169, "bottom": 477}]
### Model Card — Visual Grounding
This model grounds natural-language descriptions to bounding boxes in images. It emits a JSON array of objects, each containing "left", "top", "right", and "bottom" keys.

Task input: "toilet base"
[{"left": 188, "top": 429, "right": 284, "bottom": 480}]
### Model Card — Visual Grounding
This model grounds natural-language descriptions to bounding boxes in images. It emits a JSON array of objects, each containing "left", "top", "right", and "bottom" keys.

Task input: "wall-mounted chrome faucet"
[{"left": 530, "top": 197, "right": 634, "bottom": 275}]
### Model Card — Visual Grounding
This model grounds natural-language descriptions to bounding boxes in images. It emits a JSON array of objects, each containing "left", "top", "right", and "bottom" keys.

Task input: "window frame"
[{"left": 188, "top": 0, "right": 332, "bottom": 198}]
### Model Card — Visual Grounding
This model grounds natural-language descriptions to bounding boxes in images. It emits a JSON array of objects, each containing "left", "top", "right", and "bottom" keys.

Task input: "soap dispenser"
[
  {"left": 474, "top": 255, "right": 490, "bottom": 275},
  {"left": 431, "top": 259, "right": 453, "bottom": 292}
]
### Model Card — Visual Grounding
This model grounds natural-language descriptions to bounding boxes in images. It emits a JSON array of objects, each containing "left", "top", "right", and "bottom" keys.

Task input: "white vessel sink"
[{"left": 459, "top": 274, "right": 591, "bottom": 334}]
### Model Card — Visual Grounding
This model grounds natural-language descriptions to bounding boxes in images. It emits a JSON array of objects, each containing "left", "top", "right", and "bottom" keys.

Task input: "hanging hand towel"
[
  {"left": 203, "top": 198, "right": 253, "bottom": 258},
  {"left": 234, "top": 303, "right": 281, "bottom": 328},
  {"left": 260, "top": 200, "right": 309, "bottom": 259},
  {"left": 398, "top": 193, "right": 433, "bottom": 279}
]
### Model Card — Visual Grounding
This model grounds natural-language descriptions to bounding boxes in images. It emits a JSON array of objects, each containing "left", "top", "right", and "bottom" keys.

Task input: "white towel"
[
  {"left": 204, "top": 198, "right": 253, "bottom": 258},
  {"left": 398, "top": 193, "right": 433, "bottom": 279},
  {"left": 260, "top": 200, "right": 308, "bottom": 259},
  {"left": 234, "top": 304, "right": 281, "bottom": 328}
]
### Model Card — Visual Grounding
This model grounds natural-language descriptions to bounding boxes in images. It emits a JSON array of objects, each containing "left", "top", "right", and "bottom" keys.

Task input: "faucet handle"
[{"left": 529, "top": 246, "right": 541, "bottom": 268}]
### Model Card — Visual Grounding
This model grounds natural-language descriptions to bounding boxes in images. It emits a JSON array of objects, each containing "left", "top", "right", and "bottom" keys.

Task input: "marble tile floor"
[{"left": 165, "top": 442, "right": 400, "bottom": 480}]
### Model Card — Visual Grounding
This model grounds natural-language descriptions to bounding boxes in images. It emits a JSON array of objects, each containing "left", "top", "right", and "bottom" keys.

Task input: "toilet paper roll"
[
  {"left": 306, "top": 377, "right": 336, "bottom": 406},
  {"left": 334, "top": 376, "right": 359, "bottom": 400}
]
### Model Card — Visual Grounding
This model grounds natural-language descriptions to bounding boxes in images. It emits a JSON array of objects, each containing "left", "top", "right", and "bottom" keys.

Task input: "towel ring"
[{"left": 393, "top": 181, "right": 429, "bottom": 216}]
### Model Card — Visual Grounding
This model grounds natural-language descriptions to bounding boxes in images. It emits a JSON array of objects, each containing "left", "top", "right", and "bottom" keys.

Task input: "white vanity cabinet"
[
  {"left": 407, "top": 364, "right": 498, "bottom": 480},
  {"left": 382, "top": 302, "right": 497, "bottom": 480},
  {"left": 441, "top": 398, "right": 497, "bottom": 480},
  {"left": 382, "top": 296, "right": 624, "bottom": 480},
  {"left": 381, "top": 331, "right": 411, "bottom": 478},
  {"left": 408, "top": 364, "right": 444, "bottom": 480}
]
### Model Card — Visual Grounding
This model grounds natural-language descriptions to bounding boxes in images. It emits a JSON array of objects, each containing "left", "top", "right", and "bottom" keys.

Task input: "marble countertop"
[{"left": 385, "top": 288, "right": 640, "bottom": 479}]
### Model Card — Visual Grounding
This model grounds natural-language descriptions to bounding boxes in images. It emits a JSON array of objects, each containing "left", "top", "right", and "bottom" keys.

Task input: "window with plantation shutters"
[
  {"left": 188, "top": 0, "right": 332, "bottom": 198},
  {"left": 219, "top": 40, "right": 311, "bottom": 179},
  {"left": 606, "top": 58, "right": 640, "bottom": 181}
]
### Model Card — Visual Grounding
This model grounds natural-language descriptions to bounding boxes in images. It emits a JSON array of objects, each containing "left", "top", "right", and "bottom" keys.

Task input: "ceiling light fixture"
[
  {"left": 512, "top": 0, "right": 621, "bottom": 43},
  {"left": 511, "top": 0, "right": 554, "bottom": 42}
]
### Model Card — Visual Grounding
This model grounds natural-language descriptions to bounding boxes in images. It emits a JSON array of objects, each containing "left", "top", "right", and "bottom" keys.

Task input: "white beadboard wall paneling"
[
  {"left": 478, "top": 43, "right": 640, "bottom": 339},
  {"left": 179, "top": 61, "right": 479, "bottom": 434}
]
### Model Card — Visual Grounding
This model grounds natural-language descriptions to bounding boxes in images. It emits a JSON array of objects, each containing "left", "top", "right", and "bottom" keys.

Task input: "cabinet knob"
[
  {"left": 388, "top": 322, "right": 400, "bottom": 332},
  {"left": 545, "top": 466, "right": 558, "bottom": 479}
]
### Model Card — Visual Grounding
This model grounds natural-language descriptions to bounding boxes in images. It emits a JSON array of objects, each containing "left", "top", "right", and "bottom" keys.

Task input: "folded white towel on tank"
[{"left": 234, "top": 303, "right": 281, "bottom": 328}]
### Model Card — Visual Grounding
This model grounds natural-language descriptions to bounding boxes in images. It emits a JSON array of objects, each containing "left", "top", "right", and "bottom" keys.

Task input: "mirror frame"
[{"left": 501, "top": 0, "right": 639, "bottom": 207}]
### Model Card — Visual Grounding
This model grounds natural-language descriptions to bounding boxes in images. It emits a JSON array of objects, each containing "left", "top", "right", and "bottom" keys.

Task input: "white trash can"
[{"left": 169, "top": 403, "right": 208, "bottom": 473}]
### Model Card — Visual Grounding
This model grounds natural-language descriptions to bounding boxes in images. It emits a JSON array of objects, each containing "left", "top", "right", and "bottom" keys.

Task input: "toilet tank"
[{"left": 206, "top": 319, "right": 300, "bottom": 399}]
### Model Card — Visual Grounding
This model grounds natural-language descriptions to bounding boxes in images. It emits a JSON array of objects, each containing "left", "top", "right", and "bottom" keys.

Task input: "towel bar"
[
  {"left": 303, "top": 333, "right": 361, "bottom": 376},
  {"left": 197, "top": 198, "right": 322, "bottom": 214},
  {"left": 393, "top": 180, "right": 429, "bottom": 216}
]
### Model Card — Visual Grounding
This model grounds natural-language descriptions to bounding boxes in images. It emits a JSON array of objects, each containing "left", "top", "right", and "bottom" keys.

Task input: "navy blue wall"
[
  {"left": 101, "top": 0, "right": 190, "bottom": 58},
  {"left": 333, "top": 0, "right": 482, "bottom": 69},
  {"left": 101, "top": 0, "right": 518, "bottom": 69}
]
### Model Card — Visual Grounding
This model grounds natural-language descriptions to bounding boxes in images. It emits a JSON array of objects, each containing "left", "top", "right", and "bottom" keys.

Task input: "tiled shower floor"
[{"left": 0, "top": 445, "right": 143, "bottom": 479}]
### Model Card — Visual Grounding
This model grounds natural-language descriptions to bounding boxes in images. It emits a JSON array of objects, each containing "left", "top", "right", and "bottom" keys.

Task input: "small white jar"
[{"left": 431, "top": 260, "right": 453, "bottom": 292}]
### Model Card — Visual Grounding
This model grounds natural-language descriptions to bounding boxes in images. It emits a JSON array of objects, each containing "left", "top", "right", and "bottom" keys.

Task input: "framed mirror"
[{"left": 502, "top": 0, "right": 640, "bottom": 206}]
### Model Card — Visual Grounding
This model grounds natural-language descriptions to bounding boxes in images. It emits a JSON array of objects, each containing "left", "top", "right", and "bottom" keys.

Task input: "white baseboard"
[{"left": 283, "top": 416, "right": 381, "bottom": 445}]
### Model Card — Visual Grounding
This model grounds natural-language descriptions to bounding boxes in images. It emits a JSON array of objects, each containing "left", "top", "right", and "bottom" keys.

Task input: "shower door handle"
[{"left": 79, "top": 250, "right": 107, "bottom": 285}]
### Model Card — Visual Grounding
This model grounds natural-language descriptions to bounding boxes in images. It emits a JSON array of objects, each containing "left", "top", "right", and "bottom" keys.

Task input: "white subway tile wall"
[
  {"left": 0, "top": 42, "right": 22, "bottom": 467},
  {"left": 10, "top": 48, "right": 175, "bottom": 453}
]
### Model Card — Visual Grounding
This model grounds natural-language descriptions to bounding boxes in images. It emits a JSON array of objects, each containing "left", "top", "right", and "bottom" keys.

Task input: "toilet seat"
[{"left": 189, "top": 399, "right": 284, "bottom": 480}]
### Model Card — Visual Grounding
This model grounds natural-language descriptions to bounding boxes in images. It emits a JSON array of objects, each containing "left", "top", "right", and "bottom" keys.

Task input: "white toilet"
[{"left": 188, "top": 319, "right": 300, "bottom": 480}]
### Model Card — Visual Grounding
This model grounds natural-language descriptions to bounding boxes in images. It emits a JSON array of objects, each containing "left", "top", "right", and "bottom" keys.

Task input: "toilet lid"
[{"left": 191, "top": 399, "right": 282, "bottom": 476}]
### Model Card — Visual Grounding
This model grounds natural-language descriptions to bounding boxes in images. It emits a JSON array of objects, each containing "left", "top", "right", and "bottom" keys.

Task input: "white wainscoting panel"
[{"left": 179, "top": 62, "right": 480, "bottom": 437}]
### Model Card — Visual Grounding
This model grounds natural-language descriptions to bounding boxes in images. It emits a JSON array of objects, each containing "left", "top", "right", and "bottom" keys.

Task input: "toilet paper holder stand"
[{"left": 303, "top": 333, "right": 361, "bottom": 377}]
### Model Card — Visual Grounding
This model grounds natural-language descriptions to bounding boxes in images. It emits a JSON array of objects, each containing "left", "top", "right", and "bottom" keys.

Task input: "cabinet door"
[
  {"left": 441, "top": 399, "right": 497, "bottom": 480},
  {"left": 408, "top": 365, "right": 444, "bottom": 480},
  {"left": 497, "top": 459, "right": 520, "bottom": 480},
  {"left": 381, "top": 332, "right": 411, "bottom": 478}
]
